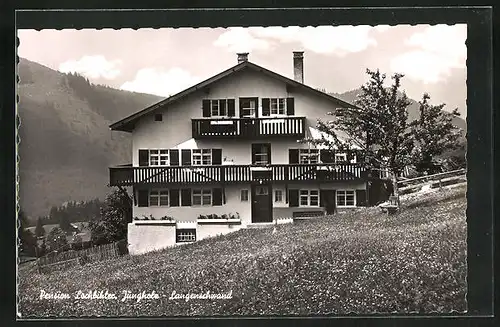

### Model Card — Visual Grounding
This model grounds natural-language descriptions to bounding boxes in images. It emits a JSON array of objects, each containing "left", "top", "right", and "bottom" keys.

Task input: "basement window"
[
  {"left": 154, "top": 114, "right": 163, "bottom": 121},
  {"left": 176, "top": 229, "right": 196, "bottom": 243}
]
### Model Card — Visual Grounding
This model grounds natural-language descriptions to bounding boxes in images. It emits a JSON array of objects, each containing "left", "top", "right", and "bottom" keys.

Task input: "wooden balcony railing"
[
  {"left": 191, "top": 117, "right": 306, "bottom": 139},
  {"left": 109, "top": 163, "right": 365, "bottom": 186}
]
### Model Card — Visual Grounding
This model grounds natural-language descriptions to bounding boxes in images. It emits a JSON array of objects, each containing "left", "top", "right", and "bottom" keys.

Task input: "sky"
[{"left": 17, "top": 25, "right": 467, "bottom": 117}]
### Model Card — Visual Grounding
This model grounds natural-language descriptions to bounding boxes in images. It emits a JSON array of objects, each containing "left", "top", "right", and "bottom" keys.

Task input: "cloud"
[
  {"left": 58, "top": 55, "right": 122, "bottom": 80},
  {"left": 120, "top": 67, "right": 202, "bottom": 97},
  {"left": 213, "top": 27, "right": 271, "bottom": 53},
  {"left": 214, "top": 26, "right": 378, "bottom": 55},
  {"left": 390, "top": 24, "right": 467, "bottom": 83}
]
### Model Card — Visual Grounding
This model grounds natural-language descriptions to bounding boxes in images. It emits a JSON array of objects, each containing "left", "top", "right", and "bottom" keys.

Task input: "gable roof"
[{"left": 110, "top": 61, "right": 360, "bottom": 132}]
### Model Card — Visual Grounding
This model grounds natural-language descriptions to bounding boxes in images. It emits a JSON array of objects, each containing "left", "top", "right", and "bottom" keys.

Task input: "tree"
[
  {"left": 35, "top": 217, "right": 45, "bottom": 237},
  {"left": 409, "top": 93, "right": 462, "bottom": 175},
  {"left": 58, "top": 209, "right": 71, "bottom": 232},
  {"left": 305, "top": 69, "right": 414, "bottom": 200},
  {"left": 18, "top": 209, "right": 38, "bottom": 257},
  {"left": 89, "top": 188, "right": 132, "bottom": 245},
  {"left": 46, "top": 227, "right": 69, "bottom": 253}
]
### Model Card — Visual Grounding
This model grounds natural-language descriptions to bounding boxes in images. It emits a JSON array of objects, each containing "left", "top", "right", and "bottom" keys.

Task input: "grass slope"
[{"left": 18, "top": 185, "right": 467, "bottom": 317}]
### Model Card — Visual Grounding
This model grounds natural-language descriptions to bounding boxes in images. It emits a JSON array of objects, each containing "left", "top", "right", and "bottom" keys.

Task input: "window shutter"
[
  {"left": 137, "top": 190, "right": 149, "bottom": 207},
  {"left": 181, "top": 149, "right": 192, "bottom": 166},
  {"left": 227, "top": 99, "right": 235, "bottom": 117},
  {"left": 286, "top": 97, "right": 295, "bottom": 116},
  {"left": 170, "top": 189, "right": 180, "bottom": 207},
  {"left": 139, "top": 149, "right": 149, "bottom": 166},
  {"left": 289, "top": 189, "right": 299, "bottom": 207},
  {"left": 320, "top": 149, "right": 334, "bottom": 163},
  {"left": 266, "top": 145, "right": 272, "bottom": 164},
  {"left": 289, "top": 149, "right": 299, "bottom": 164},
  {"left": 356, "top": 190, "right": 367, "bottom": 207},
  {"left": 212, "top": 149, "right": 222, "bottom": 165},
  {"left": 213, "top": 188, "right": 223, "bottom": 206},
  {"left": 262, "top": 98, "right": 270, "bottom": 116},
  {"left": 320, "top": 189, "right": 336, "bottom": 214},
  {"left": 202, "top": 99, "right": 211, "bottom": 117},
  {"left": 251, "top": 144, "right": 258, "bottom": 165},
  {"left": 181, "top": 189, "right": 191, "bottom": 206},
  {"left": 169, "top": 149, "right": 179, "bottom": 166}
]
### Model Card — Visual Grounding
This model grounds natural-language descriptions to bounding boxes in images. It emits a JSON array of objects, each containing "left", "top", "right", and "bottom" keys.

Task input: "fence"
[
  {"left": 37, "top": 241, "right": 125, "bottom": 273},
  {"left": 397, "top": 169, "right": 466, "bottom": 195}
]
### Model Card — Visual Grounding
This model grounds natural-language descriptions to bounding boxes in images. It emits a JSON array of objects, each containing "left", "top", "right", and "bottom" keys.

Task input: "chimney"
[
  {"left": 293, "top": 51, "right": 304, "bottom": 83},
  {"left": 237, "top": 52, "right": 249, "bottom": 64}
]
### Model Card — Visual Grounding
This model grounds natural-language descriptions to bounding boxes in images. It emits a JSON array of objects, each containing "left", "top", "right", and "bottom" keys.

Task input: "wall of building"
[
  {"left": 127, "top": 220, "right": 243, "bottom": 255},
  {"left": 133, "top": 184, "right": 253, "bottom": 225},
  {"left": 131, "top": 68, "right": 345, "bottom": 166}
]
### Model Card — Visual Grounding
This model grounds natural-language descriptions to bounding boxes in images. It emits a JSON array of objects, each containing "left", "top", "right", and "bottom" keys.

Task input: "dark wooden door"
[{"left": 251, "top": 184, "right": 273, "bottom": 223}]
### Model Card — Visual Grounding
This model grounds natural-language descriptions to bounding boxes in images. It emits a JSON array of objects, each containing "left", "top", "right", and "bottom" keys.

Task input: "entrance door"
[{"left": 251, "top": 184, "right": 273, "bottom": 223}]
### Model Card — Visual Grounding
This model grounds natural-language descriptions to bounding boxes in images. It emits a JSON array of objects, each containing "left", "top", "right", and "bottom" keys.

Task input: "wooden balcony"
[
  {"left": 191, "top": 117, "right": 306, "bottom": 139},
  {"left": 109, "top": 163, "right": 365, "bottom": 187}
]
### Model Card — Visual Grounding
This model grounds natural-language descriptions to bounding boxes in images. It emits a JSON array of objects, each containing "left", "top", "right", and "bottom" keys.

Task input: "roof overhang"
[{"left": 109, "top": 61, "right": 360, "bottom": 133}]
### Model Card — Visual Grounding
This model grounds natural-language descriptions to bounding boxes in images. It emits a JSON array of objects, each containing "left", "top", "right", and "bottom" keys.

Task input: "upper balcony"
[
  {"left": 109, "top": 163, "right": 365, "bottom": 187},
  {"left": 191, "top": 116, "right": 306, "bottom": 139}
]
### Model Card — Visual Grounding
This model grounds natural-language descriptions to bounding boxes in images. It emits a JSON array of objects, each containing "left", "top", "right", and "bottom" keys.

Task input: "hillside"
[
  {"left": 18, "top": 185, "right": 466, "bottom": 316},
  {"left": 17, "top": 58, "right": 163, "bottom": 221}
]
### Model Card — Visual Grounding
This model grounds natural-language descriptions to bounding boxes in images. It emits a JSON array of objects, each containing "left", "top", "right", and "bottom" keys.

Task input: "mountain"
[
  {"left": 18, "top": 58, "right": 163, "bottom": 222},
  {"left": 331, "top": 89, "right": 467, "bottom": 132}
]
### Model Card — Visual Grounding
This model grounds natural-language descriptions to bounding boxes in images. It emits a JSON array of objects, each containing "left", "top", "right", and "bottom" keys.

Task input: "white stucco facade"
[{"left": 117, "top": 61, "right": 369, "bottom": 255}]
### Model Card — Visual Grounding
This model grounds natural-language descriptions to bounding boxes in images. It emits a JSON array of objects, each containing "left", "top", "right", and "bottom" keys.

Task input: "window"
[
  {"left": 299, "top": 189, "right": 319, "bottom": 207},
  {"left": 149, "top": 149, "right": 169, "bottom": 166},
  {"left": 192, "top": 149, "right": 212, "bottom": 165},
  {"left": 192, "top": 189, "right": 212, "bottom": 206},
  {"left": 270, "top": 98, "right": 286, "bottom": 115},
  {"left": 240, "top": 98, "right": 257, "bottom": 117},
  {"left": 210, "top": 99, "right": 228, "bottom": 117},
  {"left": 253, "top": 144, "right": 270, "bottom": 165},
  {"left": 275, "top": 190, "right": 283, "bottom": 202},
  {"left": 240, "top": 189, "right": 249, "bottom": 202},
  {"left": 176, "top": 229, "right": 196, "bottom": 243},
  {"left": 335, "top": 153, "right": 347, "bottom": 163},
  {"left": 154, "top": 114, "right": 163, "bottom": 121},
  {"left": 149, "top": 190, "right": 169, "bottom": 206},
  {"left": 337, "top": 190, "right": 356, "bottom": 207},
  {"left": 299, "top": 149, "right": 319, "bottom": 164}
]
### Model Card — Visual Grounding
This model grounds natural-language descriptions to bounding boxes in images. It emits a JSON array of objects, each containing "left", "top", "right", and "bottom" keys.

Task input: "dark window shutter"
[
  {"left": 213, "top": 188, "right": 223, "bottom": 206},
  {"left": 212, "top": 149, "right": 222, "bottom": 165},
  {"left": 137, "top": 190, "right": 149, "bottom": 207},
  {"left": 202, "top": 99, "right": 211, "bottom": 117},
  {"left": 289, "top": 189, "right": 299, "bottom": 207},
  {"left": 320, "top": 189, "right": 336, "bottom": 214},
  {"left": 181, "top": 149, "right": 191, "bottom": 166},
  {"left": 356, "top": 190, "right": 367, "bottom": 207},
  {"left": 219, "top": 100, "right": 227, "bottom": 116},
  {"left": 286, "top": 98, "right": 295, "bottom": 115},
  {"left": 170, "top": 189, "right": 180, "bottom": 207},
  {"left": 227, "top": 99, "right": 235, "bottom": 117},
  {"left": 289, "top": 149, "right": 299, "bottom": 164},
  {"left": 139, "top": 149, "right": 149, "bottom": 166},
  {"left": 181, "top": 189, "right": 192, "bottom": 206},
  {"left": 262, "top": 98, "right": 270, "bottom": 116},
  {"left": 251, "top": 144, "right": 258, "bottom": 165},
  {"left": 169, "top": 149, "right": 179, "bottom": 166},
  {"left": 266, "top": 145, "right": 271, "bottom": 164},
  {"left": 320, "top": 149, "right": 334, "bottom": 163}
]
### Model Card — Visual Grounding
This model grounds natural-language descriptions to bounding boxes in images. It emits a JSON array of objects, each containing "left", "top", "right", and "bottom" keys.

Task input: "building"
[{"left": 109, "top": 52, "right": 379, "bottom": 255}]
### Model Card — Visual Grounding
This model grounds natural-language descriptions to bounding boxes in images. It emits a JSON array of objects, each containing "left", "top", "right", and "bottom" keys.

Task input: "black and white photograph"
[{"left": 16, "top": 21, "right": 470, "bottom": 317}]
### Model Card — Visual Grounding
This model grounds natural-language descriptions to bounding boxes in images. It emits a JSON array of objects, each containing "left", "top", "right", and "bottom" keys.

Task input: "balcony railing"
[
  {"left": 192, "top": 117, "right": 306, "bottom": 139},
  {"left": 109, "top": 163, "right": 365, "bottom": 186}
]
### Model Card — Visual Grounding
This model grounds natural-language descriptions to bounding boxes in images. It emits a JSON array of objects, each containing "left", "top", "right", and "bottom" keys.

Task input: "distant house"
[{"left": 109, "top": 52, "right": 388, "bottom": 255}]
